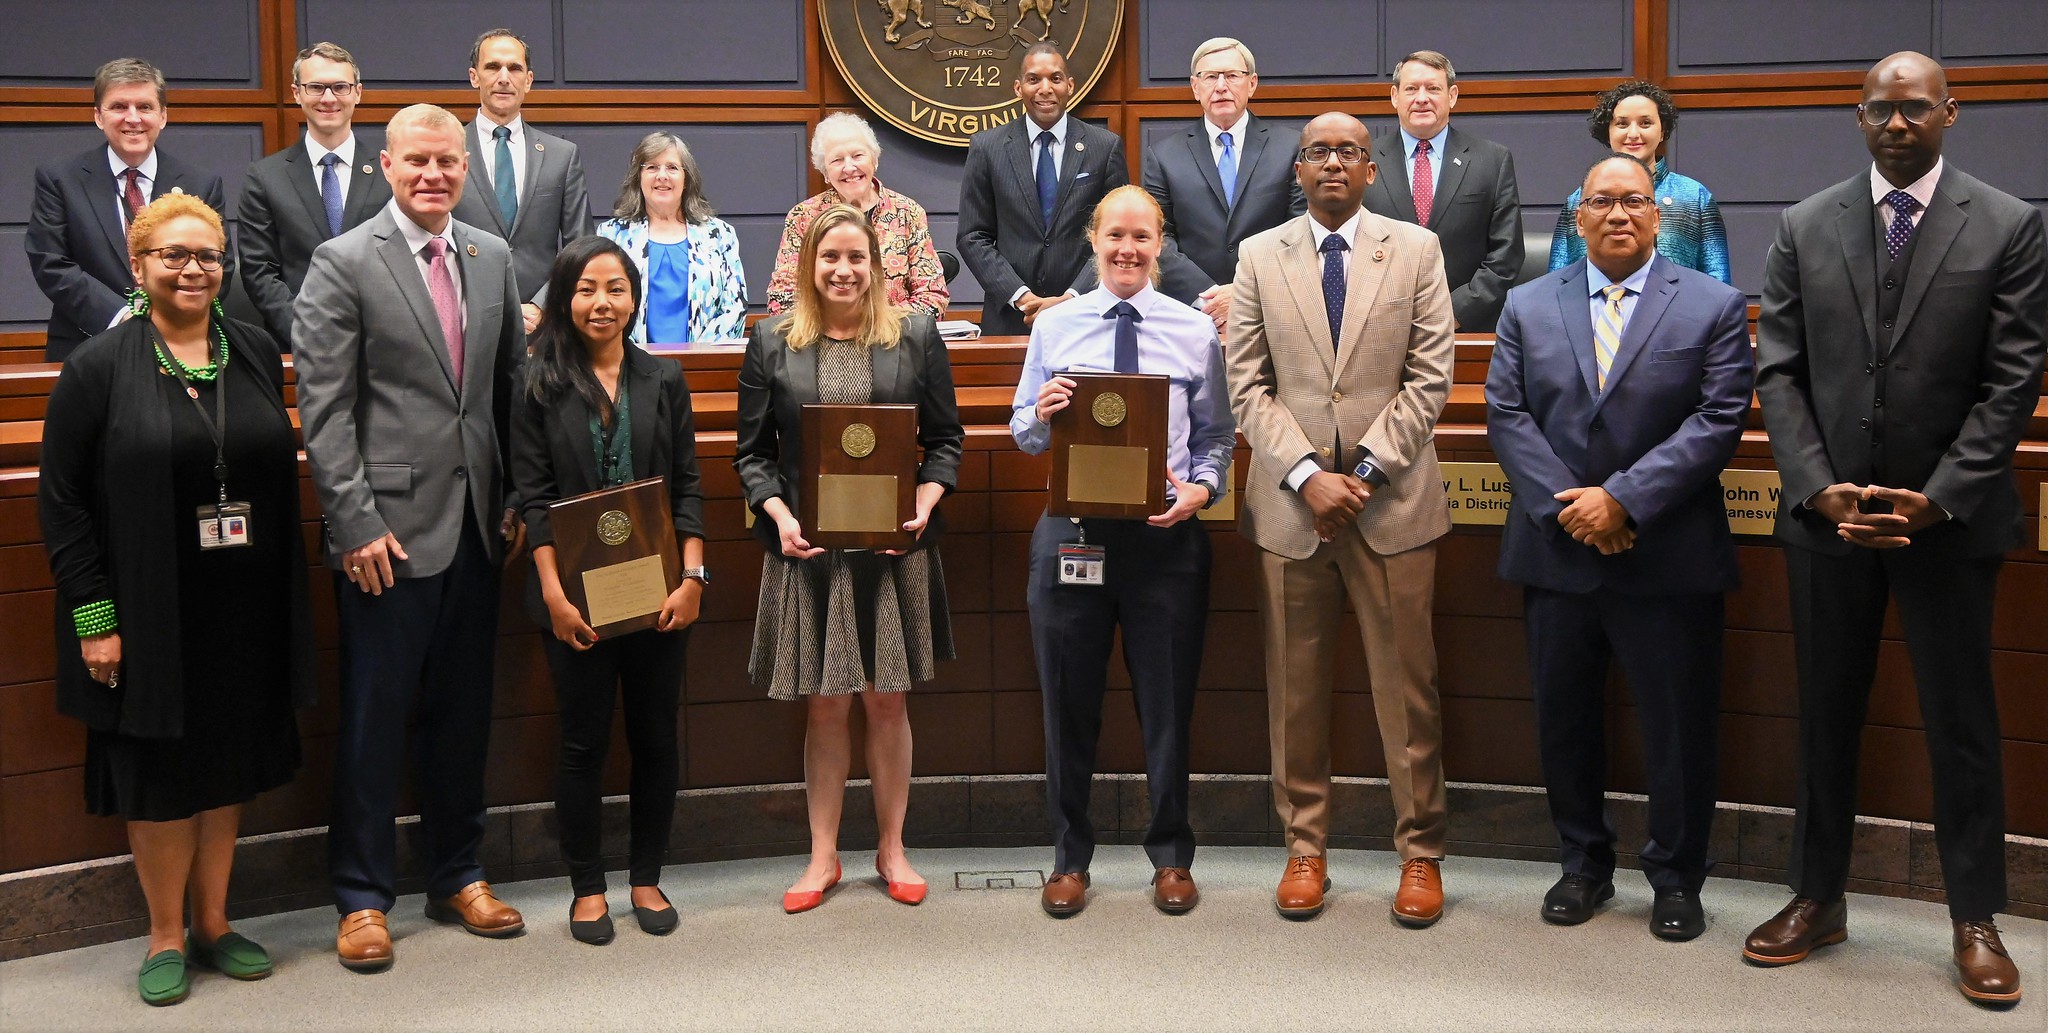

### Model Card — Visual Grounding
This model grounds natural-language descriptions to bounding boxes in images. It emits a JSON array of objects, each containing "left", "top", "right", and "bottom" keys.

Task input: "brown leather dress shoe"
[
  {"left": 1742, "top": 896, "right": 1847, "bottom": 965},
  {"left": 1392, "top": 857, "right": 1444, "bottom": 928},
  {"left": 336, "top": 909, "right": 392, "bottom": 972},
  {"left": 1276, "top": 855, "right": 1329, "bottom": 919},
  {"left": 1041, "top": 872, "right": 1089, "bottom": 917},
  {"left": 1954, "top": 920, "right": 2022, "bottom": 1004},
  {"left": 1152, "top": 867, "right": 1198, "bottom": 915},
  {"left": 425, "top": 881, "right": 525, "bottom": 937}
]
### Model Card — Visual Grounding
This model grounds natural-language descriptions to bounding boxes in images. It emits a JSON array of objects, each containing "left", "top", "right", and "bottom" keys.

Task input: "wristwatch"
[{"left": 682, "top": 566, "right": 710, "bottom": 586}]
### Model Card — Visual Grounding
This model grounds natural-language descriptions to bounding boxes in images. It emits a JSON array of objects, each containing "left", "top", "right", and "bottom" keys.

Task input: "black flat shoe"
[
  {"left": 1652, "top": 887, "right": 1706, "bottom": 942},
  {"left": 1542, "top": 873, "right": 1614, "bottom": 925},
  {"left": 570, "top": 904, "right": 614, "bottom": 946},
  {"left": 634, "top": 890, "right": 679, "bottom": 936}
]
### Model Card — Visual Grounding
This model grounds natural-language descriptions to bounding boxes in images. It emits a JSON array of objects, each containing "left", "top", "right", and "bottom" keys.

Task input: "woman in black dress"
[
  {"left": 511, "top": 236, "right": 706, "bottom": 945},
  {"left": 38, "top": 194, "right": 315, "bottom": 1005}
]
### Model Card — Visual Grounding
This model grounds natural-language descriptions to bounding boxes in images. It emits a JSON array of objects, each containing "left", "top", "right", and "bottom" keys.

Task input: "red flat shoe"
[
  {"left": 782, "top": 859, "right": 841, "bottom": 915},
  {"left": 877, "top": 860, "right": 928, "bottom": 906}
]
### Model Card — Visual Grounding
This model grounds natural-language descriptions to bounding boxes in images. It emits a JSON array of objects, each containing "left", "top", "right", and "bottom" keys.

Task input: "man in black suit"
[
  {"left": 26, "top": 58, "right": 229, "bottom": 362},
  {"left": 1361, "top": 49, "right": 1522, "bottom": 333},
  {"left": 957, "top": 43, "right": 1130, "bottom": 337},
  {"left": 448, "top": 27, "right": 590, "bottom": 331},
  {"left": 1069, "top": 37, "right": 1304, "bottom": 325},
  {"left": 1747, "top": 51, "right": 2047, "bottom": 1006},
  {"left": 237, "top": 42, "right": 392, "bottom": 350}
]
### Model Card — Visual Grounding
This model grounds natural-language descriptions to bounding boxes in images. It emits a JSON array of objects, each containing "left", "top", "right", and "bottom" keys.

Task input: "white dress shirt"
[
  {"left": 1870, "top": 156, "right": 1942, "bottom": 231},
  {"left": 306, "top": 132, "right": 358, "bottom": 207},
  {"left": 475, "top": 110, "right": 528, "bottom": 201},
  {"left": 106, "top": 147, "right": 158, "bottom": 230},
  {"left": 389, "top": 199, "right": 465, "bottom": 332},
  {"left": 1205, "top": 111, "right": 1249, "bottom": 168},
  {"left": 1011, "top": 114, "right": 1071, "bottom": 309}
]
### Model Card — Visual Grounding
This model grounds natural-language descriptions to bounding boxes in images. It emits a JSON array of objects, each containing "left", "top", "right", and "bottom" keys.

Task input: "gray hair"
[
  {"left": 94, "top": 58, "right": 165, "bottom": 106},
  {"left": 1190, "top": 37, "right": 1255, "bottom": 76},
  {"left": 809, "top": 112, "right": 882, "bottom": 174},
  {"left": 613, "top": 131, "right": 715, "bottom": 224}
]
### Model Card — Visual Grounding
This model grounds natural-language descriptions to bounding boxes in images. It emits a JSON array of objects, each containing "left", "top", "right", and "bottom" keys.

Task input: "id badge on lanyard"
[
  {"left": 1056, "top": 518, "right": 1105, "bottom": 586},
  {"left": 156, "top": 326, "right": 254, "bottom": 550}
]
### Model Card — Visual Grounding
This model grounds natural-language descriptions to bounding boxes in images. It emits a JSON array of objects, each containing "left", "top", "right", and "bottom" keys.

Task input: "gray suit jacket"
[
  {"left": 236, "top": 132, "right": 392, "bottom": 349},
  {"left": 450, "top": 119, "right": 590, "bottom": 302},
  {"left": 1755, "top": 166, "right": 2048, "bottom": 557},
  {"left": 957, "top": 116, "right": 1129, "bottom": 337},
  {"left": 1362, "top": 124, "right": 1522, "bottom": 333},
  {"left": 293, "top": 207, "right": 525, "bottom": 577}
]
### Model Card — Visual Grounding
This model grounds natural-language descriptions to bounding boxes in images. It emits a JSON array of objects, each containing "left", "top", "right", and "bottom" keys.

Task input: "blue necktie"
[
  {"left": 1217, "top": 130, "right": 1237, "bottom": 208},
  {"left": 1036, "top": 130, "right": 1057, "bottom": 229},
  {"left": 1106, "top": 301, "right": 1142, "bottom": 372},
  {"left": 318, "top": 152, "right": 344, "bottom": 236},
  {"left": 1320, "top": 233, "right": 1348, "bottom": 347},
  {"left": 1882, "top": 189, "right": 1919, "bottom": 260},
  {"left": 492, "top": 125, "right": 519, "bottom": 229}
]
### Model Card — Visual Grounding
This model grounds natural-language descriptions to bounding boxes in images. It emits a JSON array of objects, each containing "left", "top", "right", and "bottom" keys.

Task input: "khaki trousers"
[{"left": 1258, "top": 536, "right": 1447, "bottom": 859}]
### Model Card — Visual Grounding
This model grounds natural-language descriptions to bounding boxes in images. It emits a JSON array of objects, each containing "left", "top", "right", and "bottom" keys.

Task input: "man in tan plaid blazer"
[{"left": 1224, "top": 112, "right": 1455, "bottom": 926}]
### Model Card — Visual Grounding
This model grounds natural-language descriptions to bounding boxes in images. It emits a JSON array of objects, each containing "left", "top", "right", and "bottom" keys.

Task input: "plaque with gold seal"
[
  {"left": 547, "top": 477, "right": 682, "bottom": 637},
  {"left": 819, "top": 0, "right": 1124, "bottom": 147},
  {"left": 1049, "top": 371, "right": 1168, "bottom": 519},
  {"left": 801, "top": 403, "right": 918, "bottom": 550}
]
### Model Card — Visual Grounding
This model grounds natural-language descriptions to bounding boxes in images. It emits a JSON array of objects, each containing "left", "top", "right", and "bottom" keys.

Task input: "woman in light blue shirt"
[
  {"left": 595, "top": 132, "right": 749, "bottom": 344},
  {"left": 1550, "top": 80, "right": 1732, "bottom": 284}
]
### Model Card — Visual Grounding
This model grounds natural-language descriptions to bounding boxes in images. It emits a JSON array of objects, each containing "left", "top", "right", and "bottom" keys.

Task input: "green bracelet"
[{"left": 72, "top": 600, "right": 118, "bottom": 638}]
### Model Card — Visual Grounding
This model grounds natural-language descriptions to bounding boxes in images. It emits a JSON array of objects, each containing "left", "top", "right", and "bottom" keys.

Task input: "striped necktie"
[{"left": 1594, "top": 283, "right": 1629, "bottom": 390}]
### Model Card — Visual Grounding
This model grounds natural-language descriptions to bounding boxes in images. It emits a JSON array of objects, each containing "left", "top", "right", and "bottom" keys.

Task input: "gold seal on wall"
[
  {"left": 820, "top": 0, "right": 1124, "bottom": 147},
  {"left": 1091, "top": 391, "right": 1126, "bottom": 428},
  {"left": 596, "top": 510, "right": 633, "bottom": 546},
  {"left": 842, "top": 422, "right": 878, "bottom": 458}
]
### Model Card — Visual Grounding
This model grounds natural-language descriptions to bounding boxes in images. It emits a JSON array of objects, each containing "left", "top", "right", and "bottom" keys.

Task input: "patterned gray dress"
[{"left": 750, "top": 338, "right": 952, "bottom": 699}]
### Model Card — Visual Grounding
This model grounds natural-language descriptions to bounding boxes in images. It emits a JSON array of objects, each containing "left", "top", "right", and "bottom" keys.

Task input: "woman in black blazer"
[
  {"left": 511, "top": 236, "right": 706, "bottom": 945},
  {"left": 735, "top": 204, "right": 962, "bottom": 913},
  {"left": 39, "top": 195, "right": 315, "bottom": 1005}
]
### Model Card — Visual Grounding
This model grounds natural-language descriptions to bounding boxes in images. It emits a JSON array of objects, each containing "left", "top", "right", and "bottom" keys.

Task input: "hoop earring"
[{"left": 125, "top": 287, "right": 150, "bottom": 318}]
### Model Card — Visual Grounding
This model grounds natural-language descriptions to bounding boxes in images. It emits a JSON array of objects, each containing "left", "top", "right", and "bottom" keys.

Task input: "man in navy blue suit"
[{"left": 1485, "top": 153, "right": 1754, "bottom": 942}]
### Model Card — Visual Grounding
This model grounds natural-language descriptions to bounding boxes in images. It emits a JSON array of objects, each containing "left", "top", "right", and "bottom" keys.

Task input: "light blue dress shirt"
[
  {"left": 1399, "top": 126, "right": 1447, "bottom": 202},
  {"left": 1585, "top": 253, "right": 1654, "bottom": 347},
  {"left": 1010, "top": 283, "right": 1236, "bottom": 503}
]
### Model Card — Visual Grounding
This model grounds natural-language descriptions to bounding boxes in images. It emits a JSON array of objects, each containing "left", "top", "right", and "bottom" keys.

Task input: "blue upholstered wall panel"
[
  {"left": 1940, "top": 0, "right": 2048, "bottom": 61},
  {"left": 1383, "top": 0, "right": 1632, "bottom": 78},
  {"left": 1140, "top": 0, "right": 1377, "bottom": 85},
  {"left": 1670, "top": 0, "right": 2048, "bottom": 74},
  {"left": 299, "top": 0, "right": 558, "bottom": 86},
  {"left": 0, "top": 0, "right": 262, "bottom": 89}
]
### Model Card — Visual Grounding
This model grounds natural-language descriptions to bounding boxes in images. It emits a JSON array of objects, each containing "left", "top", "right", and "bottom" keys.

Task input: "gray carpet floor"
[{"left": 1, "top": 846, "right": 2040, "bottom": 1032}]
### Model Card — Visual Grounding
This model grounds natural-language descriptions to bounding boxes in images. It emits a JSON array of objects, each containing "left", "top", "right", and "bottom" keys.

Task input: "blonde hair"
[
  {"left": 386, "top": 103, "right": 462, "bottom": 147},
  {"left": 781, "top": 204, "right": 904, "bottom": 351},
  {"left": 1087, "top": 185, "right": 1165, "bottom": 289},
  {"left": 1190, "top": 37, "right": 1256, "bottom": 76},
  {"left": 127, "top": 193, "right": 224, "bottom": 258}
]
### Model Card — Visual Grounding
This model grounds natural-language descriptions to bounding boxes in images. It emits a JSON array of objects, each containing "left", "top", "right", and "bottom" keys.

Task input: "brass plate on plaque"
[
  {"left": 1066, "top": 445, "right": 1149, "bottom": 505},
  {"left": 842, "top": 422, "right": 877, "bottom": 459},
  {"left": 581, "top": 553, "right": 668, "bottom": 628},
  {"left": 595, "top": 509, "right": 632, "bottom": 546},
  {"left": 817, "top": 473, "right": 902, "bottom": 532},
  {"left": 1091, "top": 391, "right": 1126, "bottom": 428},
  {"left": 818, "top": 0, "right": 1124, "bottom": 148}
]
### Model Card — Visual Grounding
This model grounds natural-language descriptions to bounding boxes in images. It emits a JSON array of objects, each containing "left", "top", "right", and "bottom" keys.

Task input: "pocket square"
[{"left": 1075, "top": 171, "right": 1092, "bottom": 180}]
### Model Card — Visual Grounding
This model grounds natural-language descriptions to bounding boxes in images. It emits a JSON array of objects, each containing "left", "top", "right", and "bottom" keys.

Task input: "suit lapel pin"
[
  {"left": 1074, "top": 141, "right": 1084, "bottom": 152},
  {"left": 170, "top": 186, "right": 185, "bottom": 195},
  {"left": 1452, "top": 157, "right": 1463, "bottom": 166},
  {"left": 466, "top": 243, "right": 479, "bottom": 257},
  {"left": 362, "top": 163, "right": 374, "bottom": 175},
  {"left": 535, "top": 143, "right": 545, "bottom": 152},
  {"left": 1373, "top": 248, "right": 1386, "bottom": 262}
]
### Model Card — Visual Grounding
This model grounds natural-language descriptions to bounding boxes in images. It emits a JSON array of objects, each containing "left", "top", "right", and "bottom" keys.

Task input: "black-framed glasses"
[
  {"left": 1858, "top": 98, "right": 1947, "bottom": 126},
  {"left": 294, "top": 81, "right": 359, "bottom": 98},
  {"left": 1581, "top": 194, "right": 1656, "bottom": 215},
  {"left": 137, "top": 246, "right": 226, "bottom": 271},
  {"left": 1298, "top": 145, "right": 1367, "bottom": 165},
  {"left": 1193, "top": 69, "right": 1251, "bottom": 85}
]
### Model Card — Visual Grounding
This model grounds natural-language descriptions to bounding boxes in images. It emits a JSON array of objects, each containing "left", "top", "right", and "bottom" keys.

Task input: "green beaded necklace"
[{"left": 151, "top": 318, "right": 231, "bottom": 385}]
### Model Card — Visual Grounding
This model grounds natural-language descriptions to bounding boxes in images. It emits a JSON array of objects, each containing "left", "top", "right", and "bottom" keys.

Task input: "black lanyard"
[{"left": 151, "top": 323, "right": 232, "bottom": 512}]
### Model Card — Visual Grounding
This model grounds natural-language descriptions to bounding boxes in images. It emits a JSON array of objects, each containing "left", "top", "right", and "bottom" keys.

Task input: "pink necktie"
[
  {"left": 1412, "top": 139, "right": 1435, "bottom": 227},
  {"left": 424, "top": 238, "right": 465, "bottom": 382}
]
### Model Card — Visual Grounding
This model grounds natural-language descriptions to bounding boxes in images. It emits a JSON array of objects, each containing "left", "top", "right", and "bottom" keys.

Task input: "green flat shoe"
[
  {"left": 137, "top": 949, "right": 189, "bottom": 1006},
  {"left": 187, "top": 931, "right": 273, "bottom": 980}
]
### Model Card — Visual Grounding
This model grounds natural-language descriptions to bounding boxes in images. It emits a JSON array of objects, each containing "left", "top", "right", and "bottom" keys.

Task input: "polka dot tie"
[{"left": 1883, "top": 189, "right": 1919, "bottom": 260}]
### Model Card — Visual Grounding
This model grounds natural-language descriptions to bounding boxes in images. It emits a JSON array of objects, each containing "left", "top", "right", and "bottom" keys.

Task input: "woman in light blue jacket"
[{"left": 597, "top": 131, "right": 750, "bottom": 344}]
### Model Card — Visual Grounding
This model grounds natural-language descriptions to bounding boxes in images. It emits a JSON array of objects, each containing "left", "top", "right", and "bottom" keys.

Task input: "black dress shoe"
[
  {"left": 570, "top": 905, "right": 614, "bottom": 946},
  {"left": 1652, "top": 888, "right": 1706, "bottom": 942},
  {"left": 634, "top": 890, "right": 679, "bottom": 936},
  {"left": 1542, "top": 874, "right": 1614, "bottom": 925}
]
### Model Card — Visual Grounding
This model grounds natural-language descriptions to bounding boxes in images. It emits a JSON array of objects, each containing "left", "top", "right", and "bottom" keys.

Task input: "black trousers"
[
  {"left": 544, "top": 626, "right": 686, "bottom": 897},
  {"left": 328, "top": 516, "right": 500, "bottom": 914},
  {"left": 1785, "top": 545, "right": 2007, "bottom": 920},
  {"left": 1525, "top": 586, "right": 1723, "bottom": 893},
  {"left": 1027, "top": 514, "right": 1209, "bottom": 873}
]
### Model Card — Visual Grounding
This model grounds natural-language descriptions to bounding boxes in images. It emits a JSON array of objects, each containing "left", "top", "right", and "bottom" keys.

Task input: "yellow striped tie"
[{"left": 1595, "top": 284, "right": 1629, "bottom": 390}]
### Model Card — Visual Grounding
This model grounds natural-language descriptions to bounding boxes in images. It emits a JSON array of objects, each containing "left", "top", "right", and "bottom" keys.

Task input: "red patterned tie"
[
  {"left": 1412, "top": 139, "right": 1435, "bottom": 227},
  {"left": 122, "top": 168, "right": 147, "bottom": 222},
  {"left": 425, "top": 238, "right": 465, "bottom": 382}
]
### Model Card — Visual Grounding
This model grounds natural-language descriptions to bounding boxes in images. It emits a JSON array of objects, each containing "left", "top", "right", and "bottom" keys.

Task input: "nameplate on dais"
[
  {"left": 1720, "top": 469, "right": 1781, "bottom": 537},
  {"left": 1441, "top": 462, "right": 1511, "bottom": 525}
]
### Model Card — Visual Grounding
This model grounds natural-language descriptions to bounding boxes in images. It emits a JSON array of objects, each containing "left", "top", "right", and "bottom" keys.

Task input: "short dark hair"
[
  {"left": 1018, "top": 41, "right": 1066, "bottom": 73},
  {"left": 94, "top": 58, "right": 165, "bottom": 106},
  {"left": 470, "top": 28, "right": 531, "bottom": 69},
  {"left": 1582, "top": 152, "right": 1656, "bottom": 192},
  {"left": 1587, "top": 79, "right": 1679, "bottom": 146}
]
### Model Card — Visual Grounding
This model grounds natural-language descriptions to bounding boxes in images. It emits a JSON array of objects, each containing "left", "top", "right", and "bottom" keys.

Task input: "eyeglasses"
[
  {"left": 1297, "top": 145, "right": 1367, "bottom": 165},
  {"left": 1581, "top": 194, "right": 1656, "bottom": 215},
  {"left": 294, "top": 81, "right": 359, "bottom": 98},
  {"left": 1193, "top": 69, "right": 1250, "bottom": 86},
  {"left": 137, "top": 246, "right": 226, "bottom": 271},
  {"left": 640, "top": 163, "right": 684, "bottom": 176},
  {"left": 1858, "top": 98, "right": 1947, "bottom": 126}
]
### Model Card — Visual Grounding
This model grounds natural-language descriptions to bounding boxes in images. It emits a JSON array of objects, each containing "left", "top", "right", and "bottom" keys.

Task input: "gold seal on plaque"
[
  {"left": 819, "top": 0, "right": 1124, "bottom": 147},
  {"left": 596, "top": 510, "right": 633, "bottom": 546},
  {"left": 1091, "top": 391, "right": 1126, "bottom": 428},
  {"left": 842, "top": 422, "right": 878, "bottom": 459}
]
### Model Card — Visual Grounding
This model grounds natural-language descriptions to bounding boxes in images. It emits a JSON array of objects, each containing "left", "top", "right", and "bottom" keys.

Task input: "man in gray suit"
[
  {"left": 294, "top": 103, "right": 527, "bottom": 972},
  {"left": 237, "top": 42, "right": 391, "bottom": 350},
  {"left": 449, "top": 27, "right": 590, "bottom": 332},
  {"left": 1362, "top": 49, "right": 1523, "bottom": 333}
]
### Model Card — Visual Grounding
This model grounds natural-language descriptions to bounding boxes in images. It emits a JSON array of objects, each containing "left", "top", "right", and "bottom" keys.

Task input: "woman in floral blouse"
[{"left": 767, "top": 112, "right": 949, "bottom": 317}]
